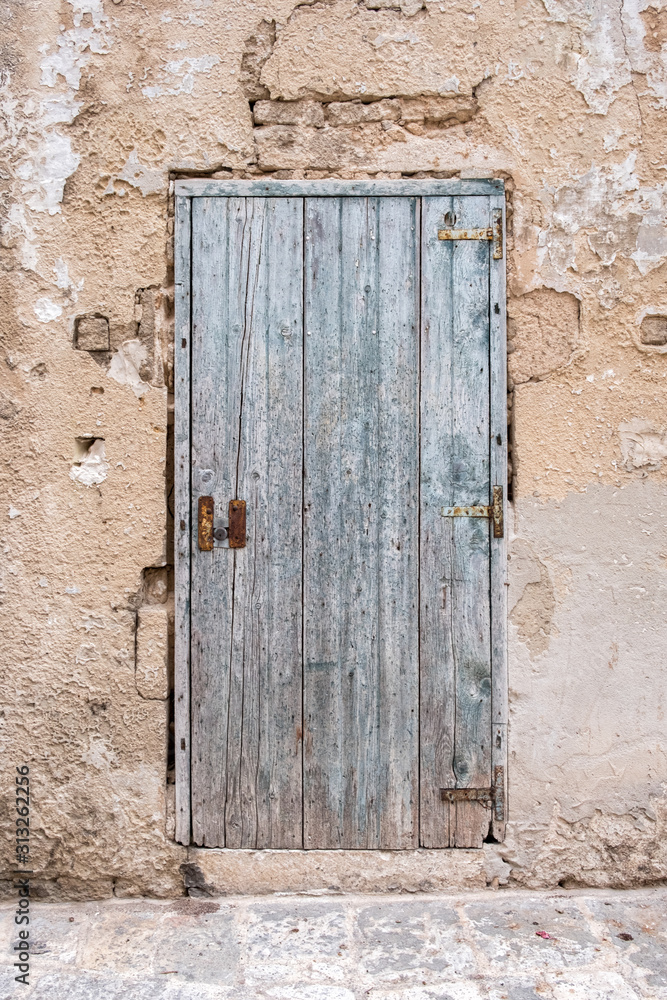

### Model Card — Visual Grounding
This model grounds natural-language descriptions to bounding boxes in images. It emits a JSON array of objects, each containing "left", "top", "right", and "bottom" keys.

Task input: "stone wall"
[{"left": 1, "top": 0, "right": 666, "bottom": 899}]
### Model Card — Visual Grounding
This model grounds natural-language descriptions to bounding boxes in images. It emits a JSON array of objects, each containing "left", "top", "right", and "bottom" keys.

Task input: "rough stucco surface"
[{"left": 0, "top": 0, "right": 666, "bottom": 900}]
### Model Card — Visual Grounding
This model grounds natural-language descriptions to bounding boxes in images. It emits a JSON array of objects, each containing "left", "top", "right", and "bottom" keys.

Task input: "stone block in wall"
[
  {"left": 253, "top": 100, "right": 325, "bottom": 126},
  {"left": 508, "top": 289, "right": 580, "bottom": 383},
  {"left": 255, "top": 123, "right": 387, "bottom": 172},
  {"left": 399, "top": 95, "right": 477, "bottom": 124},
  {"left": 75, "top": 315, "right": 110, "bottom": 351},
  {"left": 136, "top": 606, "right": 168, "bottom": 700},
  {"left": 640, "top": 314, "right": 667, "bottom": 346},
  {"left": 326, "top": 99, "right": 401, "bottom": 126},
  {"left": 240, "top": 18, "right": 276, "bottom": 101}
]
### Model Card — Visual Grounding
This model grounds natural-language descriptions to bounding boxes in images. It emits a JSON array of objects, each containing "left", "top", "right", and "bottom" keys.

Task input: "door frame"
[{"left": 173, "top": 178, "right": 507, "bottom": 847}]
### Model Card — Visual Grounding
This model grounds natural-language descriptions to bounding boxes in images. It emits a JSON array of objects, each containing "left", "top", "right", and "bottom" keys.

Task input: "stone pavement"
[{"left": 1, "top": 889, "right": 666, "bottom": 999}]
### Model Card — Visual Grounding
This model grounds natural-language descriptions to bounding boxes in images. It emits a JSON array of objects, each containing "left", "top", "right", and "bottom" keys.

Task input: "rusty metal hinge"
[
  {"left": 440, "top": 486, "right": 503, "bottom": 538},
  {"left": 228, "top": 499, "right": 246, "bottom": 549},
  {"left": 441, "top": 765, "right": 505, "bottom": 821},
  {"left": 198, "top": 496, "right": 214, "bottom": 551},
  {"left": 438, "top": 209, "right": 503, "bottom": 260},
  {"left": 491, "top": 485, "right": 504, "bottom": 538},
  {"left": 197, "top": 497, "right": 247, "bottom": 550}
]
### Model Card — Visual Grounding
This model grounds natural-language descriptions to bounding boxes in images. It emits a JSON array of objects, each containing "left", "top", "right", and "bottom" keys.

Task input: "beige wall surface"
[{"left": 1, "top": 0, "right": 666, "bottom": 900}]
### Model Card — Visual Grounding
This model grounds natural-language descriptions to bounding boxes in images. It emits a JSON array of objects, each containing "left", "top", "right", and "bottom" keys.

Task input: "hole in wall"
[
  {"left": 91, "top": 386, "right": 104, "bottom": 395},
  {"left": 70, "top": 437, "right": 108, "bottom": 487},
  {"left": 73, "top": 436, "right": 103, "bottom": 462},
  {"left": 142, "top": 565, "right": 170, "bottom": 605}
]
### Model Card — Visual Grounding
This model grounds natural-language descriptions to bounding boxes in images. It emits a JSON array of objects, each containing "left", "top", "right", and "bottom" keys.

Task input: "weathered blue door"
[{"left": 175, "top": 181, "right": 507, "bottom": 851}]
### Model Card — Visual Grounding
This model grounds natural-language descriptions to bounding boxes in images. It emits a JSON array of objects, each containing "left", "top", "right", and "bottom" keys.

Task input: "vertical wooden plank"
[
  {"left": 419, "top": 194, "right": 454, "bottom": 850},
  {"left": 303, "top": 197, "right": 419, "bottom": 849},
  {"left": 190, "top": 197, "right": 303, "bottom": 848},
  {"left": 376, "top": 197, "right": 420, "bottom": 849},
  {"left": 490, "top": 191, "right": 508, "bottom": 842},
  {"left": 190, "top": 196, "right": 234, "bottom": 848},
  {"left": 420, "top": 195, "right": 492, "bottom": 849},
  {"left": 174, "top": 194, "right": 192, "bottom": 846},
  {"left": 229, "top": 197, "right": 304, "bottom": 849},
  {"left": 448, "top": 194, "right": 493, "bottom": 848}
]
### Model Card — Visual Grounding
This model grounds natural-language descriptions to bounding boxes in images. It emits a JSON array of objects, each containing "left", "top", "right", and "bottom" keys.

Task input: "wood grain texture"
[
  {"left": 420, "top": 195, "right": 492, "bottom": 849},
  {"left": 190, "top": 196, "right": 303, "bottom": 848},
  {"left": 174, "top": 194, "right": 192, "bottom": 846},
  {"left": 303, "top": 197, "right": 420, "bottom": 849},
  {"left": 489, "top": 191, "right": 508, "bottom": 841},
  {"left": 176, "top": 180, "right": 503, "bottom": 199}
]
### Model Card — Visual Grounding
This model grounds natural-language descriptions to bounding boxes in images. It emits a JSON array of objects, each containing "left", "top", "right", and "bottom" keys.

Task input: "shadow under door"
[{"left": 174, "top": 181, "right": 507, "bottom": 851}]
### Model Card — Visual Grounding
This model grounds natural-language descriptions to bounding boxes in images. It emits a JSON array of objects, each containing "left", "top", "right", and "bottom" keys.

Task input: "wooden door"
[{"left": 174, "top": 181, "right": 507, "bottom": 851}]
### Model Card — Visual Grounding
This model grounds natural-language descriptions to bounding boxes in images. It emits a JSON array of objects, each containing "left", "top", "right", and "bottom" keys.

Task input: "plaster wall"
[{"left": 1, "top": 0, "right": 666, "bottom": 900}]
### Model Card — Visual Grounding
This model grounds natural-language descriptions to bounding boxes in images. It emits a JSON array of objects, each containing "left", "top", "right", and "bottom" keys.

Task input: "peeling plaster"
[
  {"left": 117, "top": 151, "right": 165, "bottom": 197},
  {"left": 0, "top": 0, "right": 112, "bottom": 255},
  {"left": 17, "top": 130, "right": 80, "bottom": 217},
  {"left": 574, "top": 3, "right": 632, "bottom": 114},
  {"left": 369, "top": 29, "right": 421, "bottom": 47},
  {"left": 141, "top": 55, "right": 221, "bottom": 99},
  {"left": 619, "top": 418, "right": 667, "bottom": 469},
  {"left": 539, "top": 154, "right": 667, "bottom": 279},
  {"left": 107, "top": 340, "right": 150, "bottom": 398},
  {"left": 82, "top": 735, "right": 118, "bottom": 771},
  {"left": 34, "top": 297, "right": 63, "bottom": 322},
  {"left": 70, "top": 439, "right": 109, "bottom": 487},
  {"left": 544, "top": 0, "right": 667, "bottom": 110},
  {"left": 623, "top": 0, "right": 667, "bottom": 107},
  {"left": 54, "top": 258, "right": 83, "bottom": 302},
  {"left": 22, "top": 2, "right": 113, "bottom": 218},
  {"left": 631, "top": 185, "right": 667, "bottom": 273}
]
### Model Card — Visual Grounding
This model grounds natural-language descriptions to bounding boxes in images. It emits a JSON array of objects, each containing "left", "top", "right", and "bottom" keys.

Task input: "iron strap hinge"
[
  {"left": 438, "top": 208, "right": 503, "bottom": 259},
  {"left": 440, "top": 485, "right": 504, "bottom": 538},
  {"left": 440, "top": 766, "right": 505, "bottom": 822}
]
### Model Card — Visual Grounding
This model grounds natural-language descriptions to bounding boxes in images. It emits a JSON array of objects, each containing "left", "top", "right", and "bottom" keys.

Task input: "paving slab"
[{"left": 1, "top": 889, "right": 666, "bottom": 999}]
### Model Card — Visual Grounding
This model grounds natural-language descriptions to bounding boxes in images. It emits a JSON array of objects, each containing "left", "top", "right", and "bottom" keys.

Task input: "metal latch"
[
  {"left": 438, "top": 208, "right": 503, "bottom": 259},
  {"left": 440, "top": 486, "right": 504, "bottom": 538},
  {"left": 197, "top": 497, "right": 247, "bottom": 550},
  {"left": 441, "top": 766, "right": 505, "bottom": 821}
]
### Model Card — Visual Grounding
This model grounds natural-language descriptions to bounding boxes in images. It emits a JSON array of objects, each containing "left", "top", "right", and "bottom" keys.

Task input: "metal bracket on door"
[
  {"left": 437, "top": 208, "right": 503, "bottom": 259},
  {"left": 440, "top": 766, "right": 505, "bottom": 821},
  {"left": 440, "top": 486, "right": 504, "bottom": 537}
]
